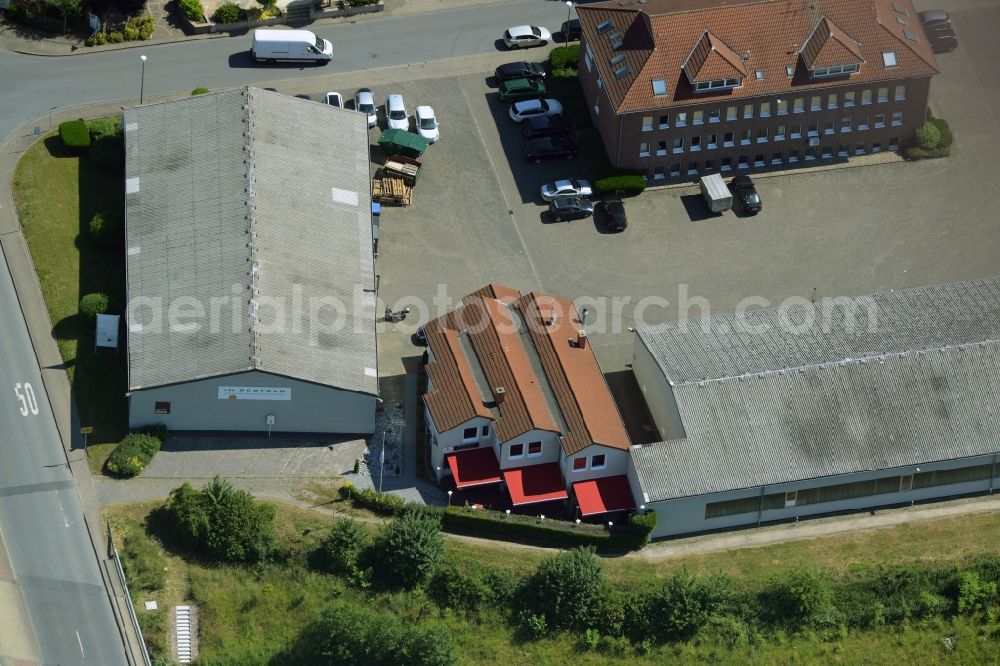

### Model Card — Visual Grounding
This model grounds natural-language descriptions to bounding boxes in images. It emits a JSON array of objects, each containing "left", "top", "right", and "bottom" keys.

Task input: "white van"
[{"left": 251, "top": 29, "right": 332, "bottom": 64}]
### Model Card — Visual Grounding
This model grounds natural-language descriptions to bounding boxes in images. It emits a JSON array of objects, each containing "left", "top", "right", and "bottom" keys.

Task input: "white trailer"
[
  {"left": 251, "top": 29, "right": 332, "bottom": 64},
  {"left": 699, "top": 173, "right": 732, "bottom": 213}
]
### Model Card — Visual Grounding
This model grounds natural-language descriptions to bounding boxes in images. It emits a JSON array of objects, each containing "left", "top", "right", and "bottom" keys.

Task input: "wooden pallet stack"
[{"left": 371, "top": 175, "right": 413, "bottom": 206}]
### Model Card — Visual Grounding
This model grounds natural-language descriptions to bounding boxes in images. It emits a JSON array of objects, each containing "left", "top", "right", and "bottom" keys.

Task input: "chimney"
[
  {"left": 494, "top": 386, "right": 506, "bottom": 404},
  {"left": 576, "top": 330, "right": 587, "bottom": 349}
]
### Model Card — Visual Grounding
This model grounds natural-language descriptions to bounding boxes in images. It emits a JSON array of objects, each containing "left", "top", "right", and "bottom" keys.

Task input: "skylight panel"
[{"left": 882, "top": 51, "right": 897, "bottom": 67}]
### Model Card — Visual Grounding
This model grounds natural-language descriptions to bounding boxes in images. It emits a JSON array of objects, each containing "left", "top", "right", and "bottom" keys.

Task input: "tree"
[
  {"left": 914, "top": 120, "right": 941, "bottom": 151},
  {"left": 768, "top": 568, "right": 836, "bottom": 628},
  {"left": 528, "top": 546, "right": 604, "bottom": 632},
  {"left": 372, "top": 510, "right": 443, "bottom": 589},
  {"left": 647, "top": 569, "right": 734, "bottom": 641},
  {"left": 167, "top": 482, "right": 209, "bottom": 551},
  {"left": 45, "top": 0, "right": 83, "bottom": 31},
  {"left": 205, "top": 487, "right": 276, "bottom": 563},
  {"left": 321, "top": 517, "right": 368, "bottom": 576}
]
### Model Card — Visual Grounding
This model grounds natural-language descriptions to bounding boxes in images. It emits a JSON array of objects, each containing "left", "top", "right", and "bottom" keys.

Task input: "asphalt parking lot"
[{"left": 299, "top": 5, "right": 1000, "bottom": 380}]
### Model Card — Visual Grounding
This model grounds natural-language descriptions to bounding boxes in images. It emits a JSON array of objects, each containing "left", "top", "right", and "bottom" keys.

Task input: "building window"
[
  {"left": 861, "top": 89, "right": 872, "bottom": 105},
  {"left": 822, "top": 145, "right": 833, "bottom": 158},
  {"left": 806, "top": 146, "right": 817, "bottom": 160},
  {"left": 776, "top": 99, "right": 788, "bottom": 115},
  {"left": 573, "top": 457, "right": 587, "bottom": 471},
  {"left": 707, "top": 133, "right": 717, "bottom": 149},
  {"left": 593, "top": 96, "right": 600, "bottom": 115},
  {"left": 877, "top": 86, "right": 888, "bottom": 102},
  {"left": 704, "top": 158, "right": 715, "bottom": 171},
  {"left": 652, "top": 78, "right": 668, "bottom": 96},
  {"left": 657, "top": 140, "right": 667, "bottom": 156},
  {"left": 659, "top": 114, "right": 669, "bottom": 128},
  {"left": 807, "top": 122, "right": 819, "bottom": 137},
  {"left": 691, "top": 136, "right": 701, "bottom": 151},
  {"left": 694, "top": 78, "right": 741, "bottom": 91},
  {"left": 788, "top": 149, "right": 799, "bottom": 163},
  {"left": 774, "top": 124, "right": 785, "bottom": 141},
  {"left": 672, "top": 137, "right": 684, "bottom": 153},
  {"left": 653, "top": 166, "right": 666, "bottom": 180},
  {"left": 481, "top": 425, "right": 490, "bottom": 437},
  {"left": 527, "top": 441, "right": 542, "bottom": 457},
  {"left": 760, "top": 101, "right": 771, "bottom": 117},
  {"left": 828, "top": 93, "right": 838, "bottom": 109},
  {"left": 786, "top": 64, "right": 794, "bottom": 77},
  {"left": 738, "top": 155, "right": 749, "bottom": 169},
  {"left": 509, "top": 443, "right": 524, "bottom": 459},
  {"left": 723, "top": 131, "right": 734, "bottom": 147},
  {"left": 838, "top": 143, "right": 849, "bottom": 156},
  {"left": 687, "top": 161, "right": 699, "bottom": 175},
  {"left": 784, "top": 490, "right": 798, "bottom": 508},
  {"left": 810, "top": 95, "right": 822, "bottom": 111},
  {"left": 858, "top": 115, "right": 869, "bottom": 130},
  {"left": 670, "top": 164, "right": 681, "bottom": 177},
  {"left": 841, "top": 117, "right": 852, "bottom": 132},
  {"left": 676, "top": 111, "right": 687, "bottom": 127},
  {"left": 844, "top": 91, "right": 855, "bottom": 107},
  {"left": 726, "top": 105, "right": 737, "bottom": 121},
  {"left": 591, "top": 454, "right": 606, "bottom": 470},
  {"left": 462, "top": 427, "right": 477, "bottom": 441},
  {"left": 882, "top": 51, "right": 897, "bottom": 67},
  {"left": 709, "top": 108, "right": 720, "bottom": 123},
  {"left": 584, "top": 44, "right": 594, "bottom": 72},
  {"left": 790, "top": 123, "right": 801, "bottom": 139},
  {"left": 771, "top": 152, "right": 782, "bottom": 165},
  {"left": 757, "top": 126, "right": 769, "bottom": 142},
  {"left": 639, "top": 142, "right": 650, "bottom": 157},
  {"left": 754, "top": 153, "right": 765, "bottom": 167},
  {"left": 154, "top": 401, "right": 171, "bottom": 414},
  {"left": 823, "top": 120, "right": 835, "bottom": 135},
  {"left": 811, "top": 63, "right": 859, "bottom": 77},
  {"left": 889, "top": 136, "right": 899, "bottom": 150},
  {"left": 721, "top": 157, "right": 732, "bottom": 171},
  {"left": 854, "top": 142, "right": 866, "bottom": 155},
  {"left": 743, "top": 104, "right": 753, "bottom": 119},
  {"left": 597, "top": 76, "right": 603, "bottom": 90},
  {"left": 740, "top": 129, "right": 751, "bottom": 145},
  {"left": 874, "top": 113, "right": 886, "bottom": 128},
  {"left": 871, "top": 140, "right": 882, "bottom": 152},
  {"left": 641, "top": 116, "right": 653, "bottom": 131},
  {"left": 793, "top": 98, "right": 804, "bottom": 113},
  {"left": 693, "top": 110, "right": 704, "bottom": 125},
  {"left": 891, "top": 111, "right": 903, "bottom": 126}
]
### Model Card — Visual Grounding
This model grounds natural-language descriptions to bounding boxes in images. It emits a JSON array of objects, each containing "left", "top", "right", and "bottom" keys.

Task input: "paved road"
[
  {"left": 0, "top": 260, "right": 126, "bottom": 665},
  {"left": 0, "top": 0, "right": 569, "bottom": 138}
]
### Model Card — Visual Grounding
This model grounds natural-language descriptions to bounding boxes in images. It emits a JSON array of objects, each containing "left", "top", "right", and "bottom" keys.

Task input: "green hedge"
[
  {"left": 549, "top": 44, "right": 580, "bottom": 71},
  {"left": 212, "top": 1, "right": 244, "bottom": 23},
  {"left": 105, "top": 431, "right": 164, "bottom": 478},
  {"left": 58, "top": 120, "right": 90, "bottom": 153},
  {"left": 191, "top": 86, "right": 210, "bottom": 96},
  {"left": 179, "top": 0, "right": 205, "bottom": 21},
  {"left": 443, "top": 506, "right": 613, "bottom": 548},
  {"left": 88, "top": 118, "right": 124, "bottom": 171},
  {"left": 594, "top": 174, "right": 646, "bottom": 196}
]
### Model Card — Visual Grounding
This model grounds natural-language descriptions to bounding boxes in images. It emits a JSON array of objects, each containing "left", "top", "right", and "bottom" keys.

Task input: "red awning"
[
  {"left": 446, "top": 448, "right": 502, "bottom": 488},
  {"left": 573, "top": 476, "right": 636, "bottom": 516},
  {"left": 503, "top": 463, "right": 568, "bottom": 506}
]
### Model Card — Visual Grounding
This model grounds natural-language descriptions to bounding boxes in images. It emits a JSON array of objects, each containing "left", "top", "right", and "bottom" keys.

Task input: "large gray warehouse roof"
[
  {"left": 633, "top": 277, "right": 1000, "bottom": 502},
  {"left": 123, "top": 88, "right": 377, "bottom": 394}
]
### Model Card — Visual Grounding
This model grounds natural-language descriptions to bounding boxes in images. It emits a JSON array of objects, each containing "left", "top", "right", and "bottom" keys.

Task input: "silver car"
[
  {"left": 541, "top": 178, "right": 592, "bottom": 202},
  {"left": 354, "top": 88, "right": 377, "bottom": 127},
  {"left": 509, "top": 98, "right": 563, "bottom": 123},
  {"left": 503, "top": 25, "right": 552, "bottom": 49}
]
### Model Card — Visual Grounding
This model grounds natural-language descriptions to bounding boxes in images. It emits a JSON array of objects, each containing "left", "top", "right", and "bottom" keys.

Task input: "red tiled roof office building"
[
  {"left": 422, "top": 285, "right": 634, "bottom": 516},
  {"left": 576, "top": 0, "right": 939, "bottom": 180}
]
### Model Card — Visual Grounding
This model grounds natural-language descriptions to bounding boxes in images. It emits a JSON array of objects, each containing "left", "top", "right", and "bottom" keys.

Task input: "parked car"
[
  {"left": 523, "top": 114, "right": 573, "bottom": 139},
  {"left": 561, "top": 19, "right": 581, "bottom": 41},
  {"left": 412, "top": 326, "right": 427, "bottom": 346},
  {"left": 549, "top": 196, "right": 594, "bottom": 222},
  {"left": 599, "top": 198, "right": 628, "bottom": 231},
  {"left": 495, "top": 61, "right": 547, "bottom": 82},
  {"left": 324, "top": 92, "right": 343, "bottom": 107},
  {"left": 414, "top": 105, "right": 439, "bottom": 143},
  {"left": 509, "top": 98, "right": 563, "bottom": 122},
  {"left": 730, "top": 175, "right": 762, "bottom": 214},
  {"left": 525, "top": 136, "right": 577, "bottom": 163},
  {"left": 929, "top": 33, "right": 958, "bottom": 53},
  {"left": 540, "top": 178, "right": 592, "bottom": 202},
  {"left": 385, "top": 94, "right": 408, "bottom": 130},
  {"left": 498, "top": 78, "right": 546, "bottom": 102},
  {"left": 354, "top": 88, "right": 378, "bottom": 127},
  {"left": 918, "top": 9, "right": 950, "bottom": 28},
  {"left": 503, "top": 25, "right": 551, "bottom": 49}
]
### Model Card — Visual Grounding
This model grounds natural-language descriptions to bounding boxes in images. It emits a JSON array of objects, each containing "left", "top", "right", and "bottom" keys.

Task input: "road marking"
[
  {"left": 76, "top": 628, "right": 85, "bottom": 658},
  {"left": 0, "top": 479, "right": 74, "bottom": 498}
]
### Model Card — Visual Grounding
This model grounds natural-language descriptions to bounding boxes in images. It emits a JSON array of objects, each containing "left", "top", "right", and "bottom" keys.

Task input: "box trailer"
[
  {"left": 251, "top": 29, "right": 332, "bottom": 64},
  {"left": 699, "top": 174, "right": 732, "bottom": 213}
]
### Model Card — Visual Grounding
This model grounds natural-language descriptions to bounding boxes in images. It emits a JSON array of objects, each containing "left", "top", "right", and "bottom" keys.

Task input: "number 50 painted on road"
[{"left": 14, "top": 382, "right": 39, "bottom": 416}]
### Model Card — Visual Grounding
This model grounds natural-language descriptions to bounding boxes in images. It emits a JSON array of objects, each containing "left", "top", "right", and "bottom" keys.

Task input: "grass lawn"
[
  {"left": 105, "top": 498, "right": 1000, "bottom": 665},
  {"left": 12, "top": 126, "right": 128, "bottom": 452}
]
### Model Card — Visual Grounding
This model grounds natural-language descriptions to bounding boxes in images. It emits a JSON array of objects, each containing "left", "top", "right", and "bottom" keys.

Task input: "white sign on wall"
[{"left": 217, "top": 386, "right": 292, "bottom": 401}]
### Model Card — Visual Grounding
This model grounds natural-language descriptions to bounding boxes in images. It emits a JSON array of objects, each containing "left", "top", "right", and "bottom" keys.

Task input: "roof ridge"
[{"left": 244, "top": 87, "right": 260, "bottom": 371}]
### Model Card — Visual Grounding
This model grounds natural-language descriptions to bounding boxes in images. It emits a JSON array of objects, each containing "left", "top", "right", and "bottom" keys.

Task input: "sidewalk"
[{"left": 0, "top": 0, "right": 506, "bottom": 56}]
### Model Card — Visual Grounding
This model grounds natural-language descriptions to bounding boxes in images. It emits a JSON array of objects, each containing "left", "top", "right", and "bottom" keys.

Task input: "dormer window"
[
  {"left": 682, "top": 30, "right": 747, "bottom": 94},
  {"left": 811, "top": 63, "right": 859, "bottom": 77},
  {"left": 800, "top": 17, "right": 864, "bottom": 80},
  {"left": 694, "top": 78, "right": 741, "bottom": 92}
]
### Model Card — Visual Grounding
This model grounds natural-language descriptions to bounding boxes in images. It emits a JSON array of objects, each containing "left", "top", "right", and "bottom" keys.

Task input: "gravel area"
[{"left": 358, "top": 399, "right": 405, "bottom": 482}]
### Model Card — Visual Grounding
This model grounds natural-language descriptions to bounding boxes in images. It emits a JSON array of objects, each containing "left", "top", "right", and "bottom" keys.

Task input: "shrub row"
[
  {"left": 85, "top": 15, "right": 155, "bottom": 47},
  {"left": 549, "top": 44, "right": 580, "bottom": 71},
  {"left": 105, "top": 431, "right": 164, "bottom": 478},
  {"left": 594, "top": 174, "right": 647, "bottom": 196},
  {"left": 58, "top": 120, "right": 90, "bottom": 152}
]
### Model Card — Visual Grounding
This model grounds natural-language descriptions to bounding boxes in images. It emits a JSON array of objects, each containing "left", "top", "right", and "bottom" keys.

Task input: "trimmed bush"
[
  {"left": 626, "top": 511, "right": 657, "bottom": 547},
  {"left": 914, "top": 121, "right": 940, "bottom": 150},
  {"left": 211, "top": 1, "right": 244, "bottom": 23},
  {"left": 931, "top": 116, "right": 953, "bottom": 148},
  {"left": 549, "top": 44, "right": 581, "bottom": 71},
  {"left": 321, "top": 517, "right": 368, "bottom": 576},
  {"left": 191, "top": 86, "right": 210, "bottom": 96},
  {"left": 373, "top": 510, "right": 444, "bottom": 589},
  {"left": 107, "top": 31, "right": 124, "bottom": 43},
  {"left": 58, "top": 120, "right": 91, "bottom": 153},
  {"left": 88, "top": 117, "right": 121, "bottom": 142},
  {"left": 126, "top": 14, "right": 155, "bottom": 40},
  {"left": 178, "top": 0, "right": 204, "bottom": 21},
  {"left": 442, "top": 506, "right": 613, "bottom": 548},
  {"left": 86, "top": 32, "right": 107, "bottom": 46},
  {"left": 105, "top": 432, "right": 162, "bottom": 478},
  {"left": 527, "top": 546, "right": 604, "bottom": 632},
  {"left": 79, "top": 292, "right": 109, "bottom": 318},
  {"left": 594, "top": 174, "right": 646, "bottom": 196}
]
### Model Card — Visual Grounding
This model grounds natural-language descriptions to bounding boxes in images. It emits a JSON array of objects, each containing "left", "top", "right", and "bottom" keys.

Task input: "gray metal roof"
[
  {"left": 633, "top": 278, "right": 1000, "bottom": 502},
  {"left": 124, "top": 88, "right": 377, "bottom": 394}
]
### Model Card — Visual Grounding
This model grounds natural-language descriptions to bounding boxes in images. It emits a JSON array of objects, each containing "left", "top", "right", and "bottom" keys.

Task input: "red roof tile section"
[
  {"left": 577, "top": 0, "right": 939, "bottom": 114},
  {"left": 683, "top": 31, "right": 748, "bottom": 82},
  {"left": 423, "top": 285, "right": 631, "bottom": 456},
  {"left": 801, "top": 17, "right": 864, "bottom": 69}
]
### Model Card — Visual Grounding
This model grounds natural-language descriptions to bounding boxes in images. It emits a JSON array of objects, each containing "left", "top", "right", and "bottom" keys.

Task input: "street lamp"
[
  {"left": 447, "top": 490, "right": 453, "bottom": 507},
  {"left": 139, "top": 54, "right": 147, "bottom": 104},
  {"left": 565, "top": 1, "right": 574, "bottom": 25}
]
